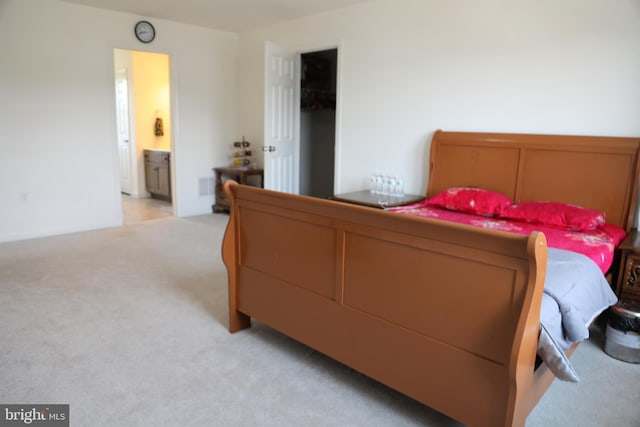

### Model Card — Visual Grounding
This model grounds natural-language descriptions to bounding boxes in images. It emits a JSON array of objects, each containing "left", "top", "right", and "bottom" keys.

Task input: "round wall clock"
[{"left": 134, "top": 20, "right": 155, "bottom": 43}]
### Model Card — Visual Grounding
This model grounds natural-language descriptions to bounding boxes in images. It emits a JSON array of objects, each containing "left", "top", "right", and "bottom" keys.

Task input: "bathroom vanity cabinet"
[{"left": 144, "top": 150, "right": 171, "bottom": 201}]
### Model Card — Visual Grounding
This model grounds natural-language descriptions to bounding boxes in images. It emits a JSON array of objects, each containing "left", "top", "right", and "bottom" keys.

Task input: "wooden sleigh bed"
[{"left": 221, "top": 130, "right": 640, "bottom": 427}]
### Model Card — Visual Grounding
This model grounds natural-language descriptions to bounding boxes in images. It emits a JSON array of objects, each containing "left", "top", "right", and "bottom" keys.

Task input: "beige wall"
[{"left": 132, "top": 51, "right": 171, "bottom": 153}]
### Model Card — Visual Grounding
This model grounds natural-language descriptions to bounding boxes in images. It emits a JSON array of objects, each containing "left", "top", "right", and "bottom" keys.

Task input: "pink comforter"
[{"left": 387, "top": 203, "right": 626, "bottom": 273}]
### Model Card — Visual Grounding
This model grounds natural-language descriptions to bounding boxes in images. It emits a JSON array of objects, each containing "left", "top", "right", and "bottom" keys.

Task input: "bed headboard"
[{"left": 428, "top": 130, "right": 640, "bottom": 231}]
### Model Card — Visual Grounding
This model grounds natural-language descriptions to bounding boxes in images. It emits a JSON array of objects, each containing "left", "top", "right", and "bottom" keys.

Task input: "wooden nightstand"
[
  {"left": 331, "top": 190, "right": 425, "bottom": 209},
  {"left": 616, "top": 229, "right": 640, "bottom": 301}
]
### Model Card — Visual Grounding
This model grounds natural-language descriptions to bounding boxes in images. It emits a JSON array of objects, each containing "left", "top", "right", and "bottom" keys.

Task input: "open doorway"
[
  {"left": 114, "top": 48, "right": 174, "bottom": 224},
  {"left": 299, "top": 48, "right": 337, "bottom": 199}
]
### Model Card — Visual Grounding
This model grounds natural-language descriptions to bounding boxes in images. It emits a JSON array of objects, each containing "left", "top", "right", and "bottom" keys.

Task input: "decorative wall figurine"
[{"left": 154, "top": 117, "right": 164, "bottom": 136}]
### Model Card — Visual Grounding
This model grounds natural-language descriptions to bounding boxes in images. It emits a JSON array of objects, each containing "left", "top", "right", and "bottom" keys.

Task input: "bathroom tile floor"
[{"left": 121, "top": 194, "right": 173, "bottom": 225}]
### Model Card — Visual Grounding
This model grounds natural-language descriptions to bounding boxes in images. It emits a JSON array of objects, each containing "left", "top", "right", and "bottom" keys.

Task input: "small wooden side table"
[
  {"left": 331, "top": 190, "right": 425, "bottom": 209},
  {"left": 212, "top": 166, "right": 264, "bottom": 213},
  {"left": 616, "top": 229, "right": 640, "bottom": 301}
]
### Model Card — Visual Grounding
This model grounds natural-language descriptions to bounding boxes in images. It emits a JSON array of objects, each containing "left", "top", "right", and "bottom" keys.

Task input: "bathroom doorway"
[{"left": 113, "top": 48, "right": 174, "bottom": 224}]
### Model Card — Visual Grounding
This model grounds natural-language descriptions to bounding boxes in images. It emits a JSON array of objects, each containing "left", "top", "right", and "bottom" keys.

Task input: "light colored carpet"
[{"left": 1, "top": 214, "right": 638, "bottom": 427}]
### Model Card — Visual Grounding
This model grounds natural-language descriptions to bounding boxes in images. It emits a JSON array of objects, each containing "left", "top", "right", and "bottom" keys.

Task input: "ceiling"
[{"left": 61, "top": 0, "right": 373, "bottom": 32}]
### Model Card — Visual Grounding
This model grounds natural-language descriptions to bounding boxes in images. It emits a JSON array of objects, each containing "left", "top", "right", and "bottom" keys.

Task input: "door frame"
[
  {"left": 299, "top": 47, "right": 339, "bottom": 198},
  {"left": 298, "top": 40, "right": 343, "bottom": 195},
  {"left": 264, "top": 39, "right": 343, "bottom": 195},
  {"left": 111, "top": 47, "right": 177, "bottom": 221}
]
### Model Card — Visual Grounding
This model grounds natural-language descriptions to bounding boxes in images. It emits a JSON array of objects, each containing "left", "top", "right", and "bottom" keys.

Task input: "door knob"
[{"left": 262, "top": 145, "right": 276, "bottom": 152}]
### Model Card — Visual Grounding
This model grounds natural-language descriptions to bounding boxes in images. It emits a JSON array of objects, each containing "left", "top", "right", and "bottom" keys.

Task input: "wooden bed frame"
[{"left": 221, "top": 130, "right": 640, "bottom": 427}]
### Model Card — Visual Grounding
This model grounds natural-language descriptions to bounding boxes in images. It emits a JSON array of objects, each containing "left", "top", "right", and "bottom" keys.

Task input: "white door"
[
  {"left": 115, "top": 68, "right": 132, "bottom": 195},
  {"left": 264, "top": 42, "right": 300, "bottom": 193}
]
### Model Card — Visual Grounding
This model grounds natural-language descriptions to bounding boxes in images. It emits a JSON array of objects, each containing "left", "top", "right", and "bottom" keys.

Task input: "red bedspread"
[{"left": 387, "top": 203, "right": 626, "bottom": 273}]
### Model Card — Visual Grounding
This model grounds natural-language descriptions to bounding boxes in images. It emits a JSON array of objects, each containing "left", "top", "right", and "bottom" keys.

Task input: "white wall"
[
  {"left": 0, "top": 0, "right": 238, "bottom": 242},
  {"left": 2, "top": 0, "right": 639, "bottom": 243},
  {"left": 237, "top": 0, "right": 640, "bottom": 195}
]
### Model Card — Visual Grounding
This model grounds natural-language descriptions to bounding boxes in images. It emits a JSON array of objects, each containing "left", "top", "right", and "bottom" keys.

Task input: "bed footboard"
[{"left": 221, "top": 181, "right": 547, "bottom": 427}]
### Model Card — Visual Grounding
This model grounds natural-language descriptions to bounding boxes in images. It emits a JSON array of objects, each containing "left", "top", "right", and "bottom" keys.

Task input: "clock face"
[{"left": 135, "top": 21, "right": 155, "bottom": 43}]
